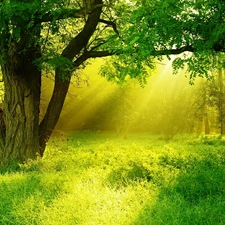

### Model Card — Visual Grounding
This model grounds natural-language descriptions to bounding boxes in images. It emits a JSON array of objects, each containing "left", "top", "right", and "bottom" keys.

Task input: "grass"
[{"left": 1, "top": 132, "right": 225, "bottom": 224}]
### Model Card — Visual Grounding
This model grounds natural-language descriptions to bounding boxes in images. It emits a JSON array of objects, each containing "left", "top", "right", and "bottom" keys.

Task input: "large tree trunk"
[{"left": 1, "top": 47, "right": 41, "bottom": 164}]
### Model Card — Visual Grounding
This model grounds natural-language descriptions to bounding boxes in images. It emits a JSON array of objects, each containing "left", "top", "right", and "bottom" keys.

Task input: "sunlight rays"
[{"left": 41, "top": 57, "right": 202, "bottom": 135}]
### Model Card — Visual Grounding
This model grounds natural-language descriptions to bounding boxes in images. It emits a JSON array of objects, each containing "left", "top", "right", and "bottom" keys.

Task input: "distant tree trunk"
[
  {"left": 204, "top": 116, "right": 210, "bottom": 135},
  {"left": 221, "top": 122, "right": 225, "bottom": 135},
  {"left": 1, "top": 46, "right": 41, "bottom": 164},
  {"left": 217, "top": 69, "right": 225, "bottom": 135}
]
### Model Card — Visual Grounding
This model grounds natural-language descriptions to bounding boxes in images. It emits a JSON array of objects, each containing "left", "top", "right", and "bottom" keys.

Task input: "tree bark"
[{"left": 1, "top": 46, "right": 41, "bottom": 164}]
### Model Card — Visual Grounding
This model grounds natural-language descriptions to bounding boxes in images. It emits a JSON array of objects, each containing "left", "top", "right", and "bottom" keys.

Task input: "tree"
[
  {"left": 151, "top": 79, "right": 197, "bottom": 141},
  {"left": 0, "top": 0, "right": 122, "bottom": 165},
  {"left": 206, "top": 64, "right": 225, "bottom": 135},
  {"left": 193, "top": 55, "right": 225, "bottom": 135},
  {"left": 108, "top": 82, "right": 138, "bottom": 139}
]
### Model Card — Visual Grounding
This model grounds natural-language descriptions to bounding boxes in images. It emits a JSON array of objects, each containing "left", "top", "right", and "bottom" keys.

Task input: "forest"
[{"left": 1, "top": 0, "right": 225, "bottom": 224}]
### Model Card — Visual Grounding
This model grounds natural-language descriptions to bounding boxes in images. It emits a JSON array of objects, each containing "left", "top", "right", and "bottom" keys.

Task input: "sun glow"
[{"left": 41, "top": 57, "right": 203, "bottom": 136}]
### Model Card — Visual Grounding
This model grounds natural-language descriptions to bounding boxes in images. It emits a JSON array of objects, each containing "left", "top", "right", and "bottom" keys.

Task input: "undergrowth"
[{"left": 0, "top": 132, "right": 225, "bottom": 224}]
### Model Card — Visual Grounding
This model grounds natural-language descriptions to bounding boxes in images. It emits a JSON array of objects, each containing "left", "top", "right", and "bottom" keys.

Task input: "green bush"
[{"left": 107, "top": 161, "right": 153, "bottom": 188}]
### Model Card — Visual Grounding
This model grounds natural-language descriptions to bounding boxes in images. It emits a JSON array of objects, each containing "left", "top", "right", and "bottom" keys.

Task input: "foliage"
[
  {"left": 102, "top": 0, "right": 225, "bottom": 84},
  {"left": 1, "top": 132, "right": 225, "bottom": 224}
]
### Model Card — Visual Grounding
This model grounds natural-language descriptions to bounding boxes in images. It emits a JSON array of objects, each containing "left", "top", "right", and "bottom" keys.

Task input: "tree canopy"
[{"left": 102, "top": 0, "right": 225, "bottom": 84}]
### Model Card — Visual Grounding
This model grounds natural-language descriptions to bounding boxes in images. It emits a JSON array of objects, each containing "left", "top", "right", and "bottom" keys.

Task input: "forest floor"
[{"left": 0, "top": 132, "right": 225, "bottom": 225}]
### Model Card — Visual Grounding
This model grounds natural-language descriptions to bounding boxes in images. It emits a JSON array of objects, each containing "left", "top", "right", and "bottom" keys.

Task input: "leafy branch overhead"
[
  {"left": 101, "top": 0, "right": 225, "bottom": 84},
  {"left": 0, "top": 0, "right": 118, "bottom": 68},
  {"left": 1, "top": 0, "right": 225, "bottom": 84}
]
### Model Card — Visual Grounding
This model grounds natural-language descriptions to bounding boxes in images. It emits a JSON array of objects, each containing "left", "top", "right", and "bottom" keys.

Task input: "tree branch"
[
  {"left": 73, "top": 44, "right": 225, "bottom": 70},
  {"left": 73, "top": 45, "right": 195, "bottom": 69},
  {"left": 35, "top": 4, "right": 111, "bottom": 24},
  {"left": 154, "top": 45, "right": 195, "bottom": 56},
  {"left": 99, "top": 19, "right": 119, "bottom": 34},
  {"left": 85, "top": 50, "right": 114, "bottom": 58},
  {"left": 35, "top": 8, "right": 85, "bottom": 24},
  {"left": 71, "top": 50, "right": 114, "bottom": 70},
  {"left": 89, "top": 42, "right": 106, "bottom": 51},
  {"left": 154, "top": 44, "right": 225, "bottom": 55}
]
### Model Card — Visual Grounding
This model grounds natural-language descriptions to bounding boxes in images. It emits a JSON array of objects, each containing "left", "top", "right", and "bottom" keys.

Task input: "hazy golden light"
[{"left": 41, "top": 58, "right": 204, "bottom": 135}]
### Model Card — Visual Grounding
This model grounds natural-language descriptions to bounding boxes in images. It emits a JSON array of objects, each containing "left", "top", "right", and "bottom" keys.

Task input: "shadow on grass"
[{"left": 131, "top": 154, "right": 225, "bottom": 225}]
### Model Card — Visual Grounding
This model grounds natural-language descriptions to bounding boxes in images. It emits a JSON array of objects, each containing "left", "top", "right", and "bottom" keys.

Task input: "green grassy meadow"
[{"left": 1, "top": 132, "right": 225, "bottom": 225}]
